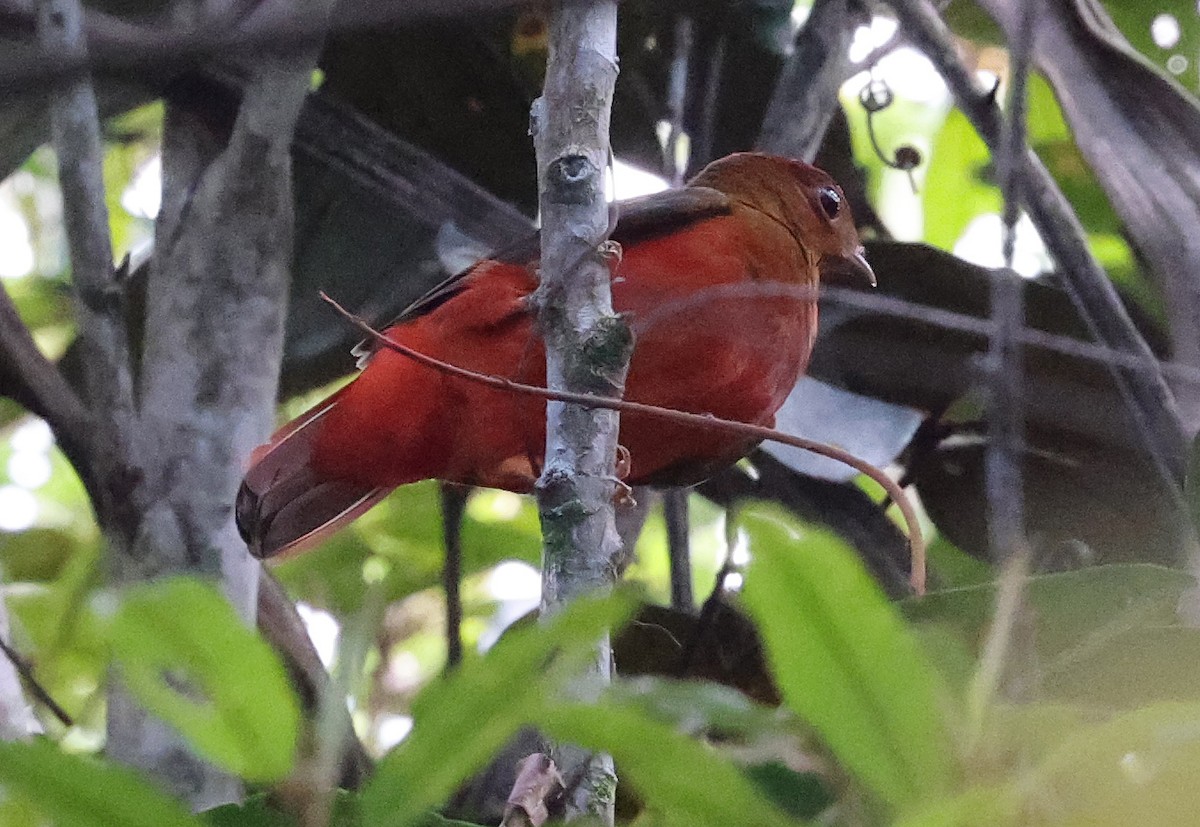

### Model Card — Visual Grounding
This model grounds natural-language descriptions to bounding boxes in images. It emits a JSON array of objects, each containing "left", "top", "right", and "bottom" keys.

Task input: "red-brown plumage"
[{"left": 237, "top": 153, "right": 873, "bottom": 558}]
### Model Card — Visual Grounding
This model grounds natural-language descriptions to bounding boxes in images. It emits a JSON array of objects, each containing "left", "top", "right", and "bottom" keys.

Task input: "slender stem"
[
  {"left": 664, "top": 489, "right": 694, "bottom": 610},
  {"left": 986, "top": 0, "right": 1035, "bottom": 561},
  {"left": 439, "top": 483, "right": 468, "bottom": 671}
]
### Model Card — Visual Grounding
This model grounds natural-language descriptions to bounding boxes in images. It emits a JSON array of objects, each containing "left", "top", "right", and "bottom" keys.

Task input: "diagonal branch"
[
  {"left": 0, "top": 286, "right": 94, "bottom": 490},
  {"left": 320, "top": 292, "right": 928, "bottom": 595},
  {"left": 883, "top": 0, "right": 1187, "bottom": 501}
]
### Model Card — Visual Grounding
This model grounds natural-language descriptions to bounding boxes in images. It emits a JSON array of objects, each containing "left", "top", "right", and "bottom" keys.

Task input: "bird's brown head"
[{"left": 690, "top": 152, "right": 875, "bottom": 287}]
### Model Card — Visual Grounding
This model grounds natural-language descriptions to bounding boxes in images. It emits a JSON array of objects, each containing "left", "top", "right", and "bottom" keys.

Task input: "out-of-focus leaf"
[
  {"left": 1024, "top": 702, "right": 1200, "bottom": 825},
  {"left": 540, "top": 702, "right": 800, "bottom": 827},
  {"left": 902, "top": 564, "right": 1192, "bottom": 662},
  {"left": 360, "top": 592, "right": 636, "bottom": 827},
  {"left": 1042, "top": 627, "right": 1200, "bottom": 706},
  {"left": 110, "top": 578, "right": 301, "bottom": 782},
  {"left": 0, "top": 738, "right": 200, "bottom": 827},
  {"left": 203, "top": 790, "right": 376, "bottom": 827},
  {"left": 923, "top": 107, "right": 999, "bottom": 251},
  {"left": 892, "top": 784, "right": 1022, "bottom": 827},
  {"left": 0, "top": 527, "right": 83, "bottom": 583},
  {"left": 1104, "top": 0, "right": 1200, "bottom": 77},
  {"left": 743, "top": 762, "right": 833, "bottom": 821},
  {"left": 203, "top": 795, "right": 295, "bottom": 827},
  {"left": 740, "top": 506, "right": 955, "bottom": 810}
]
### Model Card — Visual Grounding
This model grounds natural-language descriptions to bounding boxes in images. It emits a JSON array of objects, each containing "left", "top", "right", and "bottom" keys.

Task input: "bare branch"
[
  {"left": 986, "top": 0, "right": 1035, "bottom": 560},
  {"left": 0, "top": 286, "right": 94, "bottom": 487},
  {"left": 757, "top": 0, "right": 870, "bottom": 161},
  {"left": 883, "top": 0, "right": 1187, "bottom": 502},
  {"left": 36, "top": 0, "right": 138, "bottom": 529},
  {"left": 528, "top": 1, "right": 625, "bottom": 820},
  {"left": 1, "top": 0, "right": 534, "bottom": 95}
]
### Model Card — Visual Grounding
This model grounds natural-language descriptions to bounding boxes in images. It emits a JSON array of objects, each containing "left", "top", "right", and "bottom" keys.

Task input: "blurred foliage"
[{"left": 7, "top": 510, "right": 1200, "bottom": 825}]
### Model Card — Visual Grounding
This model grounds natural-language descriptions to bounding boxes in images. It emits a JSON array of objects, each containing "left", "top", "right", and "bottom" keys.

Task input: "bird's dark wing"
[{"left": 354, "top": 186, "right": 732, "bottom": 362}]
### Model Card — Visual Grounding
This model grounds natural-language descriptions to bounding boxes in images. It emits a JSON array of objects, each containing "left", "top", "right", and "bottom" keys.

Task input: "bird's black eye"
[{"left": 818, "top": 186, "right": 842, "bottom": 219}]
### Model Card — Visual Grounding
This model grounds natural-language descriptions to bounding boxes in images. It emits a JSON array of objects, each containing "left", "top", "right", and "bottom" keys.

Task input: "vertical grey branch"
[
  {"left": 986, "top": 0, "right": 1035, "bottom": 560},
  {"left": 36, "top": 0, "right": 138, "bottom": 530},
  {"left": 99, "top": 0, "right": 334, "bottom": 809},
  {"left": 529, "top": 0, "right": 626, "bottom": 821}
]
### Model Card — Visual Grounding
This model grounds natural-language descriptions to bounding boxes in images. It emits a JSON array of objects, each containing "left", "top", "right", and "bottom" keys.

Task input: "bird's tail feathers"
[{"left": 236, "top": 391, "right": 392, "bottom": 559}]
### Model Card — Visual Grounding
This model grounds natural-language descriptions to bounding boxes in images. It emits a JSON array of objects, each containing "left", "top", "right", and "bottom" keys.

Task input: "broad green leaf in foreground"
[
  {"left": 0, "top": 738, "right": 200, "bottom": 827},
  {"left": 1024, "top": 701, "right": 1200, "bottom": 825},
  {"left": 109, "top": 577, "right": 301, "bottom": 782},
  {"left": 360, "top": 592, "right": 637, "bottom": 827},
  {"left": 740, "top": 507, "right": 955, "bottom": 810},
  {"left": 540, "top": 701, "right": 803, "bottom": 827},
  {"left": 902, "top": 564, "right": 1192, "bottom": 663}
]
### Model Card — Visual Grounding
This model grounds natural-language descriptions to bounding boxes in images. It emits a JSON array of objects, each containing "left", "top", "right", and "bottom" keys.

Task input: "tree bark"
[
  {"left": 36, "top": 0, "right": 333, "bottom": 808},
  {"left": 529, "top": 0, "right": 627, "bottom": 821}
]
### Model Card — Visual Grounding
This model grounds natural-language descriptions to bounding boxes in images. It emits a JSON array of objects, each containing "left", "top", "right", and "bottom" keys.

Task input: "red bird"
[{"left": 237, "top": 153, "right": 873, "bottom": 558}]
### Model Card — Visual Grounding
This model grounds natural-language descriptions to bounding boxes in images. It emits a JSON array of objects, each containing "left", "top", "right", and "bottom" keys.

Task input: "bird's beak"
[{"left": 820, "top": 247, "right": 876, "bottom": 288}]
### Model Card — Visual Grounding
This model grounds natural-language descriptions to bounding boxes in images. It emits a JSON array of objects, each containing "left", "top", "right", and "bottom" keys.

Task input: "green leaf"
[
  {"left": 743, "top": 763, "right": 833, "bottom": 821},
  {"left": 0, "top": 738, "right": 200, "bottom": 827},
  {"left": 739, "top": 507, "right": 955, "bottom": 810},
  {"left": 360, "top": 592, "right": 637, "bottom": 827},
  {"left": 110, "top": 577, "right": 301, "bottom": 782},
  {"left": 540, "top": 702, "right": 801, "bottom": 827},
  {"left": 203, "top": 790, "right": 374, "bottom": 827},
  {"left": 1042, "top": 627, "right": 1200, "bottom": 706},
  {"left": 923, "top": 107, "right": 1000, "bottom": 251},
  {"left": 893, "top": 783, "right": 1022, "bottom": 827},
  {"left": 1025, "top": 702, "right": 1200, "bottom": 825},
  {"left": 903, "top": 564, "right": 1192, "bottom": 663}
]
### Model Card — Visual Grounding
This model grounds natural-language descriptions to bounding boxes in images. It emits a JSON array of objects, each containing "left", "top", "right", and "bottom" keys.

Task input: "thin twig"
[
  {"left": 986, "top": 0, "right": 1035, "bottom": 561},
  {"left": 440, "top": 483, "right": 469, "bottom": 671},
  {"left": 0, "top": 635, "right": 74, "bottom": 728},
  {"left": 663, "top": 489, "right": 693, "bottom": 611},
  {"left": 320, "top": 292, "right": 928, "bottom": 595}
]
